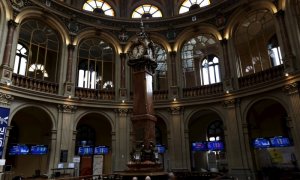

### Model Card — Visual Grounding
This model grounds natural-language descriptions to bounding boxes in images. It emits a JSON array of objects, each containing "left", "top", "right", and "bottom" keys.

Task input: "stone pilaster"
[
  {"left": 276, "top": 10, "right": 296, "bottom": 73},
  {"left": 48, "top": 130, "right": 58, "bottom": 174},
  {"left": 57, "top": 104, "right": 77, "bottom": 163},
  {"left": 283, "top": 82, "right": 300, "bottom": 165},
  {"left": 222, "top": 99, "right": 254, "bottom": 179},
  {"left": 168, "top": 106, "right": 189, "bottom": 171},
  {"left": 120, "top": 53, "right": 127, "bottom": 100},
  {"left": 221, "top": 39, "right": 233, "bottom": 92},
  {"left": 64, "top": 44, "right": 75, "bottom": 96},
  {"left": 1, "top": 20, "right": 18, "bottom": 83},
  {"left": 113, "top": 108, "right": 130, "bottom": 171}
]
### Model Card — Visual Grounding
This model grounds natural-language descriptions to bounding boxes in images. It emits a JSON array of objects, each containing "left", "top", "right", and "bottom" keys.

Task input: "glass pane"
[
  {"left": 102, "top": 2, "right": 110, "bottom": 11},
  {"left": 78, "top": 70, "right": 84, "bottom": 88},
  {"left": 202, "top": 67, "right": 209, "bottom": 85},
  {"left": 13, "top": 57, "right": 20, "bottom": 74},
  {"left": 209, "top": 66, "right": 215, "bottom": 84},
  {"left": 215, "top": 65, "right": 220, "bottom": 83}
]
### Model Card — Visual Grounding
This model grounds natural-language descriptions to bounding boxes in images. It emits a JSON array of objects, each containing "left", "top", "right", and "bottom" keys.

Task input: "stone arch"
[
  {"left": 155, "top": 111, "right": 170, "bottom": 131},
  {"left": 185, "top": 106, "right": 225, "bottom": 130},
  {"left": 9, "top": 103, "right": 56, "bottom": 130},
  {"left": 15, "top": 7, "right": 70, "bottom": 45},
  {"left": 224, "top": 1, "right": 278, "bottom": 39},
  {"left": 75, "top": 28, "right": 122, "bottom": 55},
  {"left": 74, "top": 110, "right": 115, "bottom": 131},
  {"left": 174, "top": 23, "right": 222, "bottom": 52},
  {"left": 0, "top": 0, "right": 13, "bottom": 21}
]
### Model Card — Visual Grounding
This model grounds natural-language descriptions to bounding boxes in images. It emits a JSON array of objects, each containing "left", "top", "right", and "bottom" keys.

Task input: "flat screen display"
[
  {"left": 78, "top": 146, "right": 93, "bottom": 156},
  {"left": 253, "top": 138, "right": 270, "bottom": 148},
  {"left": 270, "top": 136, "right": 291, "bottom": 147},
  {"left": 208, "top": 141, "right": 224, "bottom": 151},
  {"left": 192, "top": 142, "right": 207, "bottom": 151},
  {"left": 94, "top": 146, "right": 109, "bottom": 155},
  {"left": 30, "top": 145, "right": 48, "bottom": 155},
  {"left": 156, "top": 145, "right": 166, "bottom": 154},
  {"left": 9, "top": 144, "right": 29, "bottom": 155}
]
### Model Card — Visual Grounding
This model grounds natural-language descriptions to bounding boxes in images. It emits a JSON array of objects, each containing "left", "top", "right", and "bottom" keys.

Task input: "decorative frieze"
[
  {"left": 57, "top": 104, "right": 77, "bottom": 113},
  {"left": 283, "top": 82, "right": 298, "bottom": 95},
  {"left": 0, "top": 92, "right": 14, "bottom": 106}
]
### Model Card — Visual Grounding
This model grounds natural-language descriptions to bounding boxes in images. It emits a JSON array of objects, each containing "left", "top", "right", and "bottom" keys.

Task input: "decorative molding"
[
  {"left": 223, "top": 99, "right": 236, "bottom": 108},
  {"left": 169, "top": 106, "right": 183, "bottom": 115},
  {"left": 283, "top": 82, "right": 298, "bottom": 95},
  {"left": 57, "top": 104, "right": 77, "bottom": 113},
  {"left": 0, "top": 92, "right": 14, "bottom": 106}
]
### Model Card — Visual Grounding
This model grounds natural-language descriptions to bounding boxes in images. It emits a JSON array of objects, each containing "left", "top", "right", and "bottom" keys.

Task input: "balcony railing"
[
  {"left": 75, "top": 87, "right": 115, "bottom": 100},
  {"left": 153, "top": 90, "right": 168, "bottom": 101},
  {"left": 238, "top": 65, "right": 284, "bottom": 89},
  {"left": 183, "top": 83, "right": 223, "bottom": 97},
  {"left": 12, "top": 74, "right": 58, "bottom": 94}
]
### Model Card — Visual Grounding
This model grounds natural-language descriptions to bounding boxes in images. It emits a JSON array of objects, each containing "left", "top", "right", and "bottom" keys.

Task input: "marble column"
[
  {"left": 169, "top": 106, "right": 189, "bottom": 171},
  {"left": 276, "top": 10, "right": 296, "bottom": 73},
  {"left": 283, "top": 82, "right": 300, "bottom": 164},
  {"left": 223, "top": 99, "right": 254, "bottom": 179},
  {"left": 114, "top": 108, "right": 130, "bottom": 171},
  {"left": 0, "top": 20, "right": 18, "bottom": 82},
  {"left": 57, "top": 104, "right": 77, "bottom": 163}
]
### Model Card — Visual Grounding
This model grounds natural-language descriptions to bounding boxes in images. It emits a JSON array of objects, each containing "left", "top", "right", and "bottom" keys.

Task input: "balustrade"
[
  {"left": 183, "top": 83, "right": 223, "bottom": 97},
  {"left": 238, "top": 65, "right": 284, "bottom": 89},
  {"left": 75, "top": 87, "right": 115, "bottom": 100},
  {"left": 153, "top": 90, "right": 168, "bottom": 101},
  {"left": 12, "top": 74, "right": 58, "bottom": 94}
]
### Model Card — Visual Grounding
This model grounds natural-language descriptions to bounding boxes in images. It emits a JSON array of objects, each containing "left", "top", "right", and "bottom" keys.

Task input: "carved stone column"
[
  {"left": 283, "top": 82, "right": 300, "bottom": 164},
  {"left": 48, "top": 130, "right": 57, "bottom": 174},
  {"left": 276, "top": 10, "right": 296, "bottom": 73},
  {"left": 168, "top": 106, "right": 189, "bottom": 171},
  {"left": 119, "top": 53, "right": 127, "bottom": 99},
  {"left": 0, "top": 20, "right": 18, "bottom": 82},
  {"left": 57, "top": 104, "right": 77, "bottom": 162},
  {"left": 114, "top": 108, "right": 130, "bottom": 171},
  {"left": 222, "top": 99, "right": 254, "bottom": 179}
]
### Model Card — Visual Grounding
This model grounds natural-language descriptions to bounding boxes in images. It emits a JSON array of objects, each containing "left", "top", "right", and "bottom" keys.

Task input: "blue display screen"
[
  {"left": 253, "top": 138, "right": 270, "bottom": 148},
  {"left": 270, "top": 136, "right": 291, "bottom": 147},
  {"left": 208, "top": 141, "right": 224, "bottom": 151},
  {"left": 30, "top": 145, "right": 48, "bottom": 155},
  {"left": 9, "top": 145, "right": 30, "bottom": 155},
  {"left": 94, "top": 146, "right": 109, "bottom": 155},
  {"left": 78, "top": 146, "right": 93, "bottom": 155},
  {"left": 156, "top": 145, "right": 166, "bottom": 154},
  {"left": 192, "top": 142, "right": 207, "bottom": 151}
]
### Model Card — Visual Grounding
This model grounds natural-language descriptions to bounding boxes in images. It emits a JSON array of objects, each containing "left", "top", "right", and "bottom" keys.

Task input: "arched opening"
[
  {"left": 75, "top": 113, "right": 112, "bottom": 176},
  {"left": 247, "top": 99, "right": 295, "bottom": 179},
  {"left": 188, "top": 110, "right": 227, "bottom": 172},
  {"left": 6, "top": 107, "right": 53, "bottom": 178}
]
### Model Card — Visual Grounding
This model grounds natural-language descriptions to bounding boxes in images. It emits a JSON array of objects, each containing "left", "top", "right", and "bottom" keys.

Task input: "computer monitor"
[
  {"left": 57, "top": 163, "right": 64, "bottom": 169},
  {"left": 68, "top": 163, "right": 75, "bottom": 168},
  {"left": 4, "top": 165, "right": 12, "bottom": 172}
]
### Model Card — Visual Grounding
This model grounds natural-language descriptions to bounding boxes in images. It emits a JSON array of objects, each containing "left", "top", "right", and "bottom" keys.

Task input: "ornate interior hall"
[{"left": 0, "top": 0, "right": 300, "bottom": 179}]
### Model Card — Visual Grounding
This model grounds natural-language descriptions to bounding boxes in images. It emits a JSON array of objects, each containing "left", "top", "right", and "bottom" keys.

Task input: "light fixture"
[
  {"left": 226, "top": 90, "right": 229, "bottom": 94},
  {"left": 68, "top": 95, "right": 72, "bottom": 99},
  {"left": 122, "top": 100, "right": 125, "bottom": 103},
  {"left": 6, "top": 80, "right": 11, "bottom": 86},
  {"left": 173, "top": 98, "right": 176, "bottom": 102},
  {"left": 285, "top": 73, "right": 289, "bottom": 77}
]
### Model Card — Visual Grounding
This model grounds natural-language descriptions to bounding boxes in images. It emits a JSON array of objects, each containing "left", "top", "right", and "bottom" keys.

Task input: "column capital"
[
  {"left": 57, "top": 104, "right": 77, "bottom": 113},
  {"left": 220, "top": 39, "right": 228, "bottom": 46},
  {"left": 67, "top": 44, "right": 75, "bottom": 50},
  {"left": 0, "top": 92, "right": 14, "bottom": 106},
  {"left": 169, "top": 51, "right": 177, "bottom": 57},
  {"left": 223, "top": 98, "right": 239, "bottom": 108},
  {"left": 120, "top": 52, "right": 127, "bottom": 58},
  {"left": 169, "top": 106, "right": 183, "bottom": 115},
  {"left": 283, "top": 82, "right": 298, "bottom": 95},
  {"left": 114, "top": 108, "right": 130, "bottom": 117},
  {"left": 275, "top": 10, "right": 285, "bottom": 18}
]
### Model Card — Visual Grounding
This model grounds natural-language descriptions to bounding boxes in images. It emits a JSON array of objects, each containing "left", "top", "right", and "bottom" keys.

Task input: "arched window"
[
  {"left": 207, "top": 120, "right": 224, "bottom": 142},
  {"left": 76, "top": 125, "right": 96, "bottom": 147},
  {"left": 132, "top": 4, "right": 162, "bottom": 18},
  {"left": 181, "top": 34, "right": 221, "bottom": 87},
  {"left": 201, "top": 55, "right": 220, "bottom": 85},
  {"left": 235, "top": 10, "right": 279, "bottom": 77},
  {"left": 154, "top": 44, "right": 168, "bottom": 90},
  {"left": 179, "top": 0, "right": 210, "bottom": 14},
  {"left": 83, "top": 0, "right": 114, "bottom": 16},
  {"left": 16, "top": 20, "right": 60, "bottom": 82},
  {"left": 77, "top": 38, "right": 114, "bottom": 90},
  {"left": 13, "top": 43, "right": 28, "bottom": 76}
]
